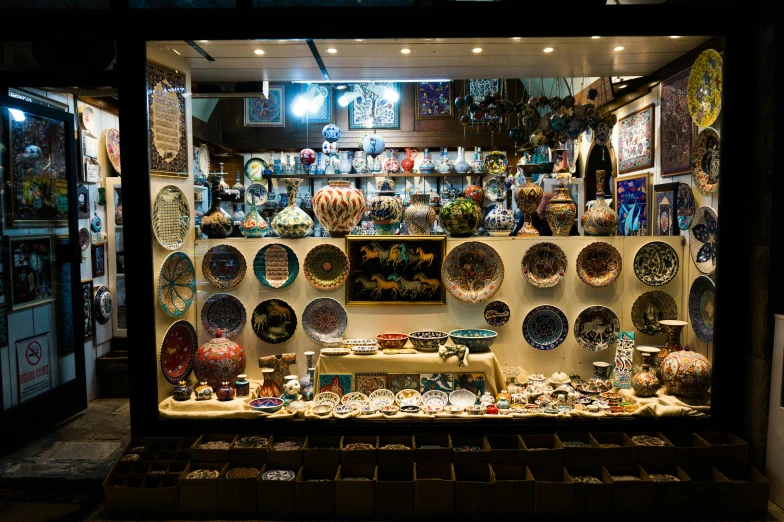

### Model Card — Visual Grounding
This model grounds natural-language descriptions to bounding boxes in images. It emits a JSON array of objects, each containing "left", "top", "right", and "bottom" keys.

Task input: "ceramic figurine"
[
  {"left": 280, "top": 379, "right": 301, "bottom": 407},
  {"left": 338, "top": 151, "right": 352, "bottom": 174},
  {"left": 436, "top": 147, "right": 453, "bottom": 173},
  {"left": 401, "top": 148, "right": 417, "bottom": 173},
  {"left": 195, "top": 381, "right": 213, "bottom": 400},
  {"left": 271, "top": 178, "right": 314, "bottom": 238},
  {"left": 312, "top": 180, "right": 366, "bottom": 237},
  {"left": 546, "top": 182, "right": 577, "bottom": 236},
  {"left": 241, "top": 201, "right": 269, "bottom": 238},
  {"left": 514, "top": 173, "right": 543, "bottom": 236},
  {"left": 480, "top": 392, "right": 495, "bottom": 407},
  {"left": 216, "top": 381, "right": 236, "bottom": 401},
  {"left": 661, "top": 347, "right": 712, "bottom": 397},
  {"left": 383, "top": 149, "right": 401, "bottom": 173},
  {"left": 368, "top": 178, "right": 403, "bottom": 235},
  {"left": 631, "top": 353, "right": 660, "bottom": 397},
  {"left": 582, "top": 170, "right": 618, "bottom": 235},
  {"left": 439, "top": 196, "right": 482, "bottom": 237},
  {"left": 194, "top": 329, "right": 246, "bottom": 389},
  {"left": 470, "top": 147, "right": 485, "bottom": 174},
  {"left": 173, "top": 381, "right": 192, "bottom": 401},
  {"left": 235, "top": 374, "right": 250, "bottom": 397},
  {"left": 201, "top": 175, "right": 233, "bottom": 239},
  {"left": 419, "top": 148, "right": 435, "bottom": 174},
  {"left": 322, "top": 123, "right": 340, "bottom": 143},
  {"left": 403, "top": 194, "right": 436, "bottom": 235}
]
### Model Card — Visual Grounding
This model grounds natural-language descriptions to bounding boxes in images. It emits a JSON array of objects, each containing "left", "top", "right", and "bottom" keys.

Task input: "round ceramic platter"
[
  {"left": 105, "top": 128, "right": 121, "bottom": 174},
  {"left": 302, "top": 298, "right": 348, "bottom": 343},
  {"left": 314, "top": 392, "right": 341, "bottom": 407},
  {"left": 226, "top": 467, "right": 259, "bottom": 479},
  {"left": 201, "top": 245, "right": 246, "bottom": 289},
  {"left": 198, "top": 144, "right": 210, "bottom": 175},
  {"left": 442, "top": 241, "right": 504, "bottom": 303},
  {"left": 262, "top": 470, "right": 295, "bottom": 481},
  {"left": 422, "top": 390, "right": 448, "bottom": 407},
  {"left": 523, "top": 305, "right": 568, "bottom": 351},
  {"left": 80, "top": 105, "right": 95, "bottom": 133},
  {"left": 521, "top": 242, "right": 567, "bottom": 288},
  {"left": 201, "top": 293, "right": 246, "bottom": 338},
  {"left": 94, "top": 285, "right": 113, "bottom": 325},
  {"left": 320, "top": 347, "right": 350, "bottom": 356},
  {"left": 676, "top": 183, "right": 695, "bottom": 230},
  {"left": 244, "top": 157, "right": 268, "bottom": 181},
  {"left": 692, "top": 127, "right": 721, "bottom": 196},
  {"left": 633, "top": 241, "right": 679, "bottom": 287},
  {"left": 395, "top": 389, "right": 422, "bottom": 407},
  {"left": 245, "top": 183, "right": 269, "bottom": 207},
  {"left": 79, "top": 228, "right": 90, "bottom": 251},
  {"left": 252, "top": 299, "right": 297, "bottom": 344},
  {"left": 689, "top": 275, "right": 716, "bottom": 342},
  {"left": 688, "top": 49, "right": 722, "bottom": 128},
  {"left": 152, "top": 185, "right": 190, "bottom": 250},
  {"left": 484, "top": 301, "right": 510, "bottom": 327},
  {"left": 483, "top": 177, "right": 503, "bottom": 202},
  {"left": 254, "top": 244, "right": 298, "bottom": 289},
  {"left": 631, "top": 291, "right": 678, "bottom": 336},
  {"left": 341, "top": 392, "right": 369, "bottom": 406},
  {"left": 689, "top": 206, "right": 718, "bottom": 274},
  {"left": 303, "top": 244, "right": 350, "bottom": 290},
  {"left": 369, "top": 389, "right": 395, "bottom": 407},
  {"left": 576, "top": 242, "right": 622, "bottom": 288},
  {"left": 574, "top": 306, "right": 620, "bottom": 351},
  {"left": 449, "top": 389, "right": 477, "bottom": 409},
  {"left": 158, "top": 252, "right": 196, "bottom": 317},
  {"left": 159, "top": 320, "right": 198, "bottom": 385}
]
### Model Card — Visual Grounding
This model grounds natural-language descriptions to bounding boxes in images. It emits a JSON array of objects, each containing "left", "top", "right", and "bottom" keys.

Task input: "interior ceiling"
[{"left": 155, "top": 36, "right": 712, "bottom": 83}]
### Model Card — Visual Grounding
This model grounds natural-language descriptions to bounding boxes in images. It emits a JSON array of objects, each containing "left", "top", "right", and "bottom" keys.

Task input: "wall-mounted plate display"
[
  {"left": 483, "top": 301, "right": 510, "bottom": 327},
  {"left": 689, "top": 275, "right": 716, "bottom": 342},
  {"left": 633, "top": 241, "right": 679, "bottom": 287},
  {"left": 94, "top": 285, "right": 113, "bottom": 325},
  {"left": 152, "top": 185, "right": 190, "bottom": 250},
  {"left": 252, "top": 299, "right": 297, "bottom": 344},
  {"left": 253, "top": 244, "right": 299, "bottom": 289},
  {"left": 442, "top": 241, "right": 504, "bottom": 303},
  {"left": 692, "top": 127, "right": 720, "bottom": 196},
  {"left": 303, "top": 244, "right": 349, "bottom": 290},
  {"left": 245, "top": 183, "right": 269, "bottom": 207},
  {"left": 200, "top": 293, "right": 246, "bottom": 338},
  {"left": 689, "top": 206, "right": 718, "bottom": 274},
  {"left": 198, "top": 144, "right": 210, "bottom": 175},
  {"left": 158, "top": 252, "right": 196, "bottom": 317},
  {"left": 521, "top": 242, "right": 567, "bottom": 288},
  {"left": 676, "top": 183, "right": 695, "bottom": 230},
  {"left": 203, "top": 244, "right": 246, "bottom": 288},
  {"left": 574, "top": 306, "right": 620, "bottom": 351},
  {"left": 688, "top": 49, "right": 722, "bottom": 128},
  {"left": 523, "top": 305, "right": 568, "bottom": 351},
  {"left": 631, "top": 290, "right": 678, "bottom": 336},
  {"left": 79, "top": 104, "right": 95, "bottom": 134},
  {"left": 302, "top": 297, "right": 348, "bottom": 343},
  {"left": 159, "top": 320, "right": 197, "bottom": 385},
  {"left": 244, "top": 157, "right": 268, "bottom": 181},
  {"left": 105, "top": 128, "right": 121, "bottom": 174},
  {"left": 576, "top": 242, "right": 622, "bottom": 288}
]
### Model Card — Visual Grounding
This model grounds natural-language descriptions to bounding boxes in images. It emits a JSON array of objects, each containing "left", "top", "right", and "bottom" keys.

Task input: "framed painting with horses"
[{"left": 345, "top": 235, "right": 446, "bottom": 306}]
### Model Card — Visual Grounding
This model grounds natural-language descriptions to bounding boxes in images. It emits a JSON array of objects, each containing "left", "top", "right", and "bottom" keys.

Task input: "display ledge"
[
  {"left": 191, "top": 235, "right": 655, "bottom": 244},
  {"left": 260, "top": 173, "right": 485, "bottom": 180}
]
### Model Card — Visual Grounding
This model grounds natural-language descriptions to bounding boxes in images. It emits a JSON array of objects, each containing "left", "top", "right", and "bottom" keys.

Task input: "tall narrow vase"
[
  {"left": 419, "top": 148, "right": 435, "bottom": 174},
  {"left": 514, "top": 174, "right": 543, "bottom": 236},
  {"left": 271, "top": 178, "right": 314, "bottom": 238},
  {"left": 470, "top": 147, "right": 484, "bottom": 174},
  {"left": 338, "top": 151, "right": 352, "bottom": 175},
  {"left": 581, "top": 169, "right": 618, "bottom": 236},
  {"left": 436, "top": 147, "right": 453, "bottom": 173},
  {"left": 454, "top": 146, "right": 470, "bottom": 174},
  {"left": 656, "top": 320, "right": 688, "bottom": 372},
  {"left": 403, "top": 194, "right": 436, "bottom": 235},
  {"left": 545, "top": 183, "right": 576, "bottom": 236}
]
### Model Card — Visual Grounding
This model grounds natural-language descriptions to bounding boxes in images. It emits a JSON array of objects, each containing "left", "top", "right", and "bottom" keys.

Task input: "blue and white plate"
[
  {"left": 523, "top": 305, "right": 568, "bottom": 350},
  {"left": 689, "top": 275, "right": 715, "bottom": 342},
  {"left": 302, "top": 298, "right": 348, "bottom": 343}
]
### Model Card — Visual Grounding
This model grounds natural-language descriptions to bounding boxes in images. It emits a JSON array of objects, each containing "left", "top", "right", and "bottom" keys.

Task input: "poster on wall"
[
  {"left": 618, "top": 104, "right": 655, "bottom": 175},
  {"left": 16, "top": 333, "right": 52, "bottom": 404},
  {"left": 147, "top": 61, "right": 188, "bottom": 177},
  {"left": 660, "top": 68, "right": 693, "bottom": 176},
  {"left": 7, "top": 235, "right": 56, "bottom": 311},
  {"left": 244, "top": 86, "right": 285, "bottom": 127},
  {"left": 614, "top": 173, "right": 650, "bottom": 236}
]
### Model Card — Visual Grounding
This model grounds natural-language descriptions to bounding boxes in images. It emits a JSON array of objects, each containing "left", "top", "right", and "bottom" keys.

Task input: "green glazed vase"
[
  {"left": 271, "top": 178, "right": 313, "bottom": 238},
  {"left": 439, "top": 196, "right": 482, "bottom": 237}
]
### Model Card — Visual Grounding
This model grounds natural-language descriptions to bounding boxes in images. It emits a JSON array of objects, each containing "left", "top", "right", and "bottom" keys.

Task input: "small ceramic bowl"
[
  {"left": 359, "top": 404, "right": 378, "bottom": 416},
  {"left": 379, "top": 405, "right": 400, "bottom": 417},
  {"left": 311, "top": 403, "right": 333, "bottom": 417},
  {"left": 376, "top": 333, "right": 408, "bottom": 349},
  {"left": 249, "top": 397, "right": 284, "bottom": 414},
  {"left": 444, "top": 405, "right": 464, "bottom": 415},
  {"left": 351, "top": 346, "right": 378, "bottom": 355},
  {"left": 334, "top": 405, "right": 354, "bottom": 415},
  {"left": 448, "top": 329, "right": 498, "bottom": 352},
  {"left": 466, "top": 405, "right": 487, "bottom": 415},
  {"left": 400, "top": 405, "right": 421, "bottom": 414},
  {"left": 407, "top": 331, "right": 449, "bottom": 351},
  {"left": 424, "top": 404, "right": 444, "bottom": 415},
  {"left": 320, "top": 338, "right": 344, "bottom": 348}
]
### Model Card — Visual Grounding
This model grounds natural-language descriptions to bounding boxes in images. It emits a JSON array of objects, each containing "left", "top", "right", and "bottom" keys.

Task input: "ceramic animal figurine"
[{"left": 438, "top": 343, "right": 469, "bottom": 367}]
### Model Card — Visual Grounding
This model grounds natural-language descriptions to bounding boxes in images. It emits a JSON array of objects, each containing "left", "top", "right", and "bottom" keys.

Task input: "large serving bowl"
[
  {"left": 448, "top": 329, "right": 498, "bottom": 352},
  {"left": 407, "top": 331, "right": 449, "bottom": 351},
  {"left": 249, "top": 397, "right": 284, "bottom": 414},
  {"left": 376, "top": 333, "right": 408, "bottom": 349}
]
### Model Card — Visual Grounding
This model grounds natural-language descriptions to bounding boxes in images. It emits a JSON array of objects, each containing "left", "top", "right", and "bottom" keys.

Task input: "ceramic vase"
[
  {"left": 315, "top": 152, "right": 326, "bottom": 175},
  {"left": 353, "top": 150, "right": 367, "bottom": 174},
  {"left": 546, "top": 183, "right": 577, "bottom": 236},
  {"left": 312, "top": 180, "right": 366, "bottom": 238},
  {"left": 454, "top": 146, "right": 470, "bottom": 174},
  {"left": 216, "top": 381, "right": 236, "bottom": 401},
  {"left": 271, "top": 178, "right": 314, "bottom": 238},
  {"left": 631, "top": 354, "right": 660, "bottom": 397},
  {"left": 582, "top": 169, "right": 618, "bottom": 235},
  {"left": 368, "top": 178, "right": 403, "bottom": 235},
  {"left": 470, "top": 147, "right": 485, "bottom": 174},
  {"left": 232, "top": 203, "right": 245, "bottom": 224},
  {"left": 299, "top": 352, "right": 315, "bottom": 401},
  {"left": 514, "top": 174, "right": 543, "bottom": 237},
  {"left": 661, "top": 349, "right": 712, "bottom": 398},
  {"left": 436, "top": 147, "right": 453, "bottom": 173},
  {"left": 232, "top": 177, "right": 245, "bottom": 201},
  {"left": 201, "top": 175, "right": 233, "bottom": 239},
  {"left": 484, "top": 176, "right": 514, "bottom": 236},
  {"left": 235, "top": 374, "right": 250, "bottom": 397},
  {"left": 325, "top": 154, "right": 336, "bottom": 175},
  {"left": 419, "top": 148, "right": 435, "bottom": 174},
  {"left": 258, "top": 368, "right": 279, "bottom": 397},
  {"left": 241, "top": 201, "right": 268, "bottom": 237},
  {"left": 338, "top": 151, "right": 352, "bottom": 175},
  {"left": 439, "top": 196, "right": 482, "bottom": 237},
  {"left": 656, "top": 320, "right": 688, "bottom": 371},
  {"left": 383, "top": 149, "right": 400, "bottom": 173},
  {"left": 401, "top": 148, "right": 417, "bottom": 173},
  {"left": 193, "top": 330, "right": 246, "bottom": 390},
  {"left": 403, "top": 194, "right": 436, "bottom": 235},
  {"left": 173, "top": 381, "right": 191, "bottom": 401},
  {"left": 195, "top": 381, "right": 213, "bottom": 400},
  {"left": 369, "top": 155, "right": 383, "bottom": 174},
  {"left": 283, "top": 154, "right": 295, "bottom": 175}
]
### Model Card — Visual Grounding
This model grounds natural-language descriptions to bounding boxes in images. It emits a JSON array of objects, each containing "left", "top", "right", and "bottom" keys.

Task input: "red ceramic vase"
[{"left": 193, "top": 329, "right": 246, "bottom": 390}]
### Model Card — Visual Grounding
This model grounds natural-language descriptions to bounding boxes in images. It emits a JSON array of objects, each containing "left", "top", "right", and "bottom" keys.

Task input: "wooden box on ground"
[
  {"left": 340, "top": 435, "right": 378, "bottom": 465},
  {"left": 102, "top": 471, "right": 179, "bottom": 515},
  {"left": 590, "top": 432, "right": 638, "bottom": 465},
  {"left": 378, "top": 434, "right": 414, "bottom": 466},
  {"left": 565, "top": 466, "right": 612, "bottom": 517},
  {"left": 629, "top": 432, "right": 675, "bottom": 466},
  {"left": 414, "top": 433, "right": 452, "bottom": 462},
  {"left": 661, "top": 431, "right": 713, "bottom": 470},
  {"left": 491, "top": 464, "right": 533, "bottom": 516},
  {"left": 679, "top": 465, "right": 731, "bottom": 517},
  {"left": 521, "top": 434, "right": 564, "bottom": 464},
  {"left": 558, "top": 431, "right": 601, "bottom": 467},
  {"left": 229, "top": 434, "right": 269, "bottom": 467},
  {"left": 486, "top": 434, "right": 526, "bottom": 464},
  {"left": 605, "top": 464, "right": 652, "bottom": 514},
  {"left": 266, "top": 434, "right": 306, "bottom": 468},
  {"left": 720, "top": 465, "right": 770, "bottom": 519},
  {"left": 454, "top": 462, "right": 495, "bottom": 516},
  {"left": 303, "top": 435, "right": 341, "bottom": 466},
  {"left": 451, "top": 435, "right": 490, "bottom": 464},
  {"left": 415, "top": 462, "right": 455, "bottom": 516},
  {"left": 217, "top": 464, "right": 259, "bottom": 515},
  {"left": 295, "top": 465, "right": 338, "bottom": 518},
  {"left": 190, "top": 434, "right": 237, "bottom": 463},
  {"left": 376, "top": 465, "right": 415, "bottom": 518},
  {"left": 640, "top": 464, "right": 692, "bottom": 515},
  {"left": 336, "top": 464, "right": 376, "bottom": 517},
  {"left": 696, "top": 430, "right": 750, "bottom": 466},
  {"left": 179, "top": 461, "right": 228, "bottom": 514},
  {"left": 528, "top": 464, "right": 573, "bottom": 517},
  {"left": 257, "top": 463, "right": 299, "bottom": 517}
]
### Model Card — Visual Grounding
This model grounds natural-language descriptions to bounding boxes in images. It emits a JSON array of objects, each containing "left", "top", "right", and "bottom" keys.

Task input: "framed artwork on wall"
[
  {"left": 147, "top": 61, "right": 188, "bottom": 177},
  {"left": 345, "top": 235, "right": 446, "bottom": 306},
  {"left": 77, "top": 184, "right": 90, "bottom": 219},
  {"left": 244, "top": 86, "right": 285, "bottom": 127},
  {"left": 653, "top": 182, "right": 681, "bottom": 236},
  {"left": 303, "top": 84, "right": 332, "bottom": 124},
  {"left": 348, "top": 82, "right": 400, "bottom": 129},
  {"left": 92, "top": 243, "right": 106, "bottom": 277},
  {"left": 7, "top": 235, "right": 55, "bottom": 311},
  {"left": 660, "top": 68, "right": 694, "bottom": 176},
  {"left": 468, "top": 79, "right": 500, "bottom": 101},
  {"left": 83, "top": 280, "right": 94, "bottom": 341},
  {"left": 614, "top": 172, "right": 651, "bottom": 236},
  {"left": 82, "top": 130, "right": 98, "bottom": 159},
  {"left": 618, "top": 103, "right": 655, "bottom": 175},
  {"left": 415, "top": 81, "right": 453, "bottom": 119},
  {"left": 83, "top": 158, "right": 101, "bottom": 183}
]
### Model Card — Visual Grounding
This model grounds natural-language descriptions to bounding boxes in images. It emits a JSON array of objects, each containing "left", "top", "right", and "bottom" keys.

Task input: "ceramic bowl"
[
  {"left": 466, "top": 405, "right": 487, "bottom": 415},
  {"left": 334, "top": 405, "right": 354, "bottom": 415},
  {"left": 343, "top": 338, "right": 377, "bottom": 346},
  {"left": 395, "top": 389, "right": 422, "bottom": 407},
  {"left": 359, "top": 404, "right": 378, "bottom": 416},
  {"left": 248, "top": 397, "right": 284, "bottom": 414},
  {"left": 379, "top": 405, "right": 400, "bottom": 416},
  {"left": 351, "top": 346, "right": 378, "bottom": 355},
  {"left": 407, "top": 331, "right": 449, "bottom": 351},
  {"left": 320, "top": 338, "right": 344, "bottom": 348},
  {"left": 448, "top": 329, "right": 498, "bottom": 352},
  {"left": 400, "top": 405, "right": 421, "bottom": 414},
  {"left": 424, "top": 404, "right": 444, "bottom": 415},
  {"left": 311, "top": 403, "right": 333, "bottom": 417},
  {"left": 376, "top": 333, "right": 409, "bottom": 349},
  {"left": 444, "top": 405, "right": 464, "bottom": 415}
]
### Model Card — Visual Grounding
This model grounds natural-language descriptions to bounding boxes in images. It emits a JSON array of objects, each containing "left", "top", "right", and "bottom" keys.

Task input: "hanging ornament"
[
  {"left": 91, "top": 202, "right": 103, "bottom": 233},
  {"left": 460, "top": 114, "right": 470, "bottom": 139},
  {"left": 322, "top": 124, "right": 340, "bottom": 143},
  {"left": 464, "top": 94, "right": 474, "bottom": 106},
  {"left": 550, "top": 96, "right": 563, "bottom": 111},
  {"left": 539, "top": 96, "right": 549, "bottom": 108},
  {"left": 300, "top": 148, "right": 316, "bottom": 166},
  {"left": 563, "top": 95, "right": 575, "bottom": 108},
  {"left": 587, "top": 88, "right": 599, "bottom": 101},
  {"left": 509, "top": 127, "right": 522, "bottom": 146},
  {"left": 455, "top": 96, "right": 465, "bottom": 109}
]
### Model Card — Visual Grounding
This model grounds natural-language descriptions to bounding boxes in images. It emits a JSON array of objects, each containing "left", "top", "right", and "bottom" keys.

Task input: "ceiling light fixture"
[
  {"left": 9, "top": 109, "right": 25, "bottom": 122},
  {"left": 173, "top": 49, "right": 181, "bottom": 55},
  {"left": 512, "top": 37, "right": 521, "bottom": 40},
  {"left": 199, "top": 40, "right": 209, "bottom": 43},
  {"left": 400, "top": 48, "right": 412, "bottom": 54},
  {"left": 670, "top": 35, "right": 682, "bottom": 39},
  {"left": 618, "top": 84, "right": 627, "bottom": 89},
  {"left": 614, "top": 46, "right": 625, "bottom": 51},
  {"left": 591, "top": 36, "right": 601, "bottom": 39},
  {"left": 336, "top": 85, "right": 347, "bottom": 90},
  {"left": 254, "top": 49, "right": 266, "bottom": 55},
  {"left": 472, "top": 47, "right": 483, "bottom": 53},
  {"left": 326, "top": 48, "right": 338, "bottom": 54},
  {"left": 543, "top": 47, "right": 554, "bottom": 53},
  {"left": 293, "top": 84, "right": 328, "bottom": 117}
]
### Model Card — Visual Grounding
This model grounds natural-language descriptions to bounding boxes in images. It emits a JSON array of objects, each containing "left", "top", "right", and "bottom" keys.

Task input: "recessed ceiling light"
[
  {"left": 254, "top": 49, "right": 266, "bottom": 55},
  {"left": 670, "top": 35, "right": 682, "bottom": 39},
  {"left": 543, "top": 47, "right": 554, "bottom": 53},
  {"left": 472, "top": 47, "right": 483, "bottom": 53},
  {"left": 618, "top": 84, "right": 627, "bottom": 89},
  {"left": 591, "top": 36, "right": 601, "bottom": 39},
  {"left": 198, "top": 40, "right": 209, "bottom": 43},
  {"left": 614, "top": 46, "right": 625, "bottom": 51},
  {"left": 173, "top": 49, "right": 181, "bottom": 55},
  {"left": 512, "top": 37, "right": 521, "bottom": 40},
  {"left": 355, "top": 39, "right": 364, "bottom": 42},
  {"left": 400, "top": 48, "right": 412, "bottom": 54},
  {"left": 326, "top": 48, "right": 338, "bottom": 54}
]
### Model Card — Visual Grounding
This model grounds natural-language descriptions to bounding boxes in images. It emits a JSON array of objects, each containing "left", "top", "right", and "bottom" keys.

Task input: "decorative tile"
[
  {"left": 388, "top": 373, "right": 420, "bottom": 394},
  {"left": 317, "top": 373, "right": 352, "bottom": 397},
  {"left": 453, "top": 373, "right": 486, "bottom": 397},
  {"left": 420, "top": 373, "right": 453, "bottom": 393},
  {"left": 355, "top": 373, "right": 388, "bottom": 395}
]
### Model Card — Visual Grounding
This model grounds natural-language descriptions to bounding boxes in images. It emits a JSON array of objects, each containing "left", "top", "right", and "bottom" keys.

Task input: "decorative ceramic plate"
[
  {"left": 198, "top": 144, "right": 210, "bottom": 175},
  {"left": 201, "top": 293, "right": 246, "bottom": 338},
  {"left": 369, "top": 389, "right": 395, "bottom": 407},
  {"left": 523, "top": 305, "right": 568, "bottom": 351},
  {"left": 302, "top": 298, "right": 348, "bottom": 343},
  {"left": 633, "top": 241, "right": 679, "bottom": 287},
  {"left": 303, "top": 244, "right": 350, "bottom": 290},
  {"left": 94, "top": 285, "right": 113, "bottom": 325},
  {"left": 442, "top": 241, "right": 504, "bottom": 303},
  {"left": 158, "top": 252, "right": 196, "bottom": 317},
  {"left": 186, "top": 469, "right": 219, "bottom": 480},
  {"left": 252, "top": 299, "right": 297, "bottom": 344},
  {"left": 80, "top": 105, "right": 95, "bottom": 134},
  {"left": 352, "top": 346, "right": 377, "bottom": 355},
  {"left": 521, "top": 242, "right": 567, "bottom": 288},
  {"left": 688, "top": 49, "right": 722, "bottom": 128},
  {"left": 314, "top": 391, "right": 341, "bottom": 407},
  {"left": 676, "top": 183, "right": 695, "bottom": 230},
  {"left": 254, "top": 244, "right": 298, "bottom": 289},
  {"left": 689, "top": 206, "right": 718, "bottom": 274},
  {"left": 203, "top": 244, "right": 246, "bottom": 288},
  {"left": 484, "top": 301, "right": 510, "bottom": 327},
  {"left": 341, "top": 392, "right": 369, "bottom": 406},
  {"left": 245, "top": 183, "right": 269, "bottom": 207},
  {"left": 152, "top": 185, "right": 190, "bottom": 250},
  {"left": 449, "top": 389, "right": 477, "bottom": 408},
  {"left": 79, "top": 227, "right": 90, "bottom": 251},
  {"left": 395, "top": 389, "right": 422, "bottom": 407},
  {"left": 343, "top": 338, "right": 377, "bottom": 346},
  {"left": 105, "top": 128, "right": 121, "bottom": 174},
  {"left": 574, "top": 306, "right": 620, "bottom": 351},
  {"left": 692, "top": 127, "right": 720, "bottom": 196},
  {"left": 422, "top": 390, "right": 448, "bottom": 407},
  {"left": 245, "top": 157, "right": 268, "bottom": 181},
  {"left": 631, "top": 291, "right": 678, "bottom": 336},
  {"left": 576, "top": 242, "right": 622, "bottom": 287},
  {"left": 226, "top": 467, "right": 260, "bottom": 479},
  {"left": 689, "top": 275, "right": 716, "bottom": 342},
  {"left": 159, "top": 320, "right": 198, "bottom": 385},
  {"left": 262, "top": 470, "right": 295, "bottom": 481},
  {"left": 483, "top": 177, "right": 503, "bottom": 202},
  {"left": 320, "top": 347, "right": 350, "bottom": 356}
]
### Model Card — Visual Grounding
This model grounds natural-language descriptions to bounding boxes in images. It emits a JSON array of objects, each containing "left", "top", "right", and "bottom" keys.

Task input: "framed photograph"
[
  {"left": 618, "top": 103, "right": 655, "bottom": 175},
  {"left": 82, "top": 280, "right": 94, "bottom": 342},
  {"left": 348, "top": 82, "right": 400, "bottom": 129},
  {"left": 653, "top": 182, "right": 681, "bottom": 236},
  {"left": 660, "top": 68, "right": 694, "bottom": 176},
  {"left": 16, "top": 333, "right": 52, "bottom": 404},
  {"left": 244, "top": 86, "right": 285, "bottom": 127},
  {"left": 0, "top": 307, "right": 8, "bottom": 348},
  {"left": 83, "top": 157, "right": 101, "bottom": 183},
  {"left": 415, "top": 81, "right": 453, "bottom": 119},
  {"left": 77, "top": 184, "right": 90, "bottom": 219},
  {"left": 147, "top": 61, "right": 188, "bottom": 177},
  {"left": 7, "top": 235, "right": 56, "bottom": 311},
  {"left": 91, "top": 244, "right": 106, "bottom": 277},
  {"left": 345, "top": 235, "right": 446, "bottom": 306},
  {"left": 304, "top": 84, "right": 332, "bottom": 124},
  {"left": 614, "top": 173, "right": 651, "bottom": 236}
]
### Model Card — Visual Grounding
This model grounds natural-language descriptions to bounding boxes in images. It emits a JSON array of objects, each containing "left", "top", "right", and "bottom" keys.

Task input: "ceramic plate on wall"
[
  {"left": 482, "top": 177, "right": 503, "bottom": 202},
  {"left": 442, "top": 241, "right": 504, "bottom": 303},
  {"left": 302, "top": 297, "right": 348, "bottom": 343},
  {"left": 152, "top": 185, "right": 190, "bottom": 250},
  {"left": 689, "top": 275, "right": 716, "bottom": 342},
  {"left": 523, "top": 305, "right": 568, "bottom": 351},
  {"left": 244, "top": 157, "right": 268, "bottom": 181},
  {"left": 201, "top": 293, "right": 246, "bottom": 338},
  {"left": 105, "top": 128, "right": 121, "bottom": 174},
  {"left": 203, "top": 244, "right": 247, "bottom": 288},
  {"left": 252, "top": 299, "right": 297, "bottom": 344},
  {"left": 676, "top": 183, "right": 695, "bottom": 230},
  {"left": 158, "top": 252, "right": 196, "bottom": 317},
  {"left": 633, "top": 241, "right": 679, "bottom": 287},
  {"left": 94, "top": 285, "right": 113, "bottom": 325},
  {"left": 574, "top": 306, "right": 620, "bottom": 351},
  {"left": 687, "top": 49, "right": 722, "bottom": 128},
  {"left": 245, "top": 183, "right": 269, "bottom": 207},
  {"left": 521, "top": 242, "right": 567, "bottom": 288},
  {"left": 198, "top": 144, "right": 210, "bottom": 175},
  {"left": 631, "top": 291, "right": 678, "bottom": 336},
  {"left": 254, "top": 243, "right": 299, "bottom": 289},
  {"left": 303, "top": 244, "right": 349, "bottom": 290},
  {"left": 79, "top": 227, "right": 91, "bottom": 251},
  {"left": 80, "top": 105, "right": 95, "bottom": 134},
  {"left": 576, "top": 242, "right": 622, "bottom": 288},
  {"left": 159, "top": 320, "right": 198, "bottom": 385},
  {"left": 484, "top": 301, "right": 510, "bottom": 327},
  {"left": 689, "top": 206, "right": 718, "bottom": 274},
  {"left": 692, "top": 127, "right": 720, "bottom": 196}
]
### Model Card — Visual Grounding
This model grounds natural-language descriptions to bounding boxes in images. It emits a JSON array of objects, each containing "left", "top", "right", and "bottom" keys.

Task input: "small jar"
[
  {"left": 235, "top": 374, "right": 250, "bottom": 397},
  {"left": 216, "top": 381, "right": 236, "bottom": 401},
  {"left": 173, "top": 381, "right": 191, "bottom": 401},
  {"left": 195, "top": 381, "right": 213, "bottom": 400}
]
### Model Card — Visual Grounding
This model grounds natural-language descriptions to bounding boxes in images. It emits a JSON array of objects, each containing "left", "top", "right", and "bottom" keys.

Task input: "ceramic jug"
[
  {"left": 582, "top": 169, "right": 618, "bottom": 236},
  {"left": 338, "top": 151, "right": 352, "bottom": 174},
  {"left": 401, "top": 148, "right": 417, "bottom": 173}
]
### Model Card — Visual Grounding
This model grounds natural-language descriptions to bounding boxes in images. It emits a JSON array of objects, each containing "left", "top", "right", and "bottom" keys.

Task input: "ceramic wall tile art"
[
  {"left": 689, "top": 206, "right": 718, "bottom": 274},
  {"left": 576, "top": 242, "right": 622, "bottom": 288},
  {"left": 468, "top": 79, "right": 500, "bottom": 101},
  {"left": 633, "top": 241, "right": 679, "bottom": 287},
  {"left": 453, "top": 373, "right": 486, "bottom": 398},
  {"left": 420, "top": 373, "right": 454, "bottom": 393},
  {"left": 388, "top": 373, "right": 420, "bottom": 394},
  {"left": 676, "top": 183, "right": 695, "bottom": 231},
  {"left": 618, "top": 104, "right": 655, "bottom": 174},
  {"left": 158, "top": 252, "right": 196, "bottom": 317},
  {"left": 348, "top": 82, "right": 400, "bottom": 129},
  {"left": 416, "top": 81, "right": 453, "bottom": 119},
  {"left": 7, "top": 235, "right": 55, "bottom": 311},
  {"left": 147, "top": 61, "right": 188, "bottom": 176},
  {"left": 303, "top": 244, "right": 350, "bottom": 290},
  {"left": 200, "top": 293, "right": 246, "bottom": 338},
  {"left": 631, "top": 291, "right": 678, "bottom": 336},
  {"left": 152, "top": 185, "right": 190, "bottom": 250},
  {"left": 91, "top": 244, "right": 105, "bottom": 277},
  {"left": 521, "top": 242, "right": 567, "bottom": 288},
  {"left": 442, "top": 241, "right": 504, "bottom": 303},
  {"left": 355, "top": 373, "right": 388, "bottom": 396},
  {"left": 574, "top": 306, "right": 620, "bottom": 351},
  {"left": 303, "top": 84, "right": 332, "bottom": 124},
  {"left": 252, "top": 299, "right": 297, "bottom": 344},
  {"left": 523, "top": 305, "right": 568, "bottom": 351},
  {"left": 159, "top": 320, "right": 197, "bottom": 385},
  {"left": 259, "top": 353, "right": 297, "bottom": 396},
  {"left": 345, "top": 236, "right": 446, "bottom": 305},
  {"left": 318, "top": 373, "right": 353, "bottom": 397},
  {"left": 244, "top": 86, "right": 285, "bottom": 127},
  {"left": 688, "top": 49, "right": 722, "bottom": 127},
  {"left": 82, "top": 281, "right": 94, "bottom": 341},
  {"left": 202, "top": 244, "right": 246, "bottom": 289},
  {"left": 660, "top": 68, "right": 693, "bottom": 176},
  {"left": 652, "top": 183, "right": 680, "bottom": 236},
  {"left": 302, "top": 297, "right": 348, "bottom": 343},
  {"left": 614, "top": 172, "right": 650, "bottom": 236},
  {"left": 253, "top": 243, "right": 299, "bottom": 289},
  {"left": 692, "top": 127, "right": 720, "bottom": 196},
  {"left": 612, "top": 331, "right": 635, "bottom": 389},
  {"left": 689, "top": 275, "right": 716, "bottom": 343}
]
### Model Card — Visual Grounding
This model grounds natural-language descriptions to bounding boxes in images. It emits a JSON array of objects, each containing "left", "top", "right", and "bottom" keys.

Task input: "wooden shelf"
[{"left": 261, "top": 173, "right": 484, "bottom": 180}]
